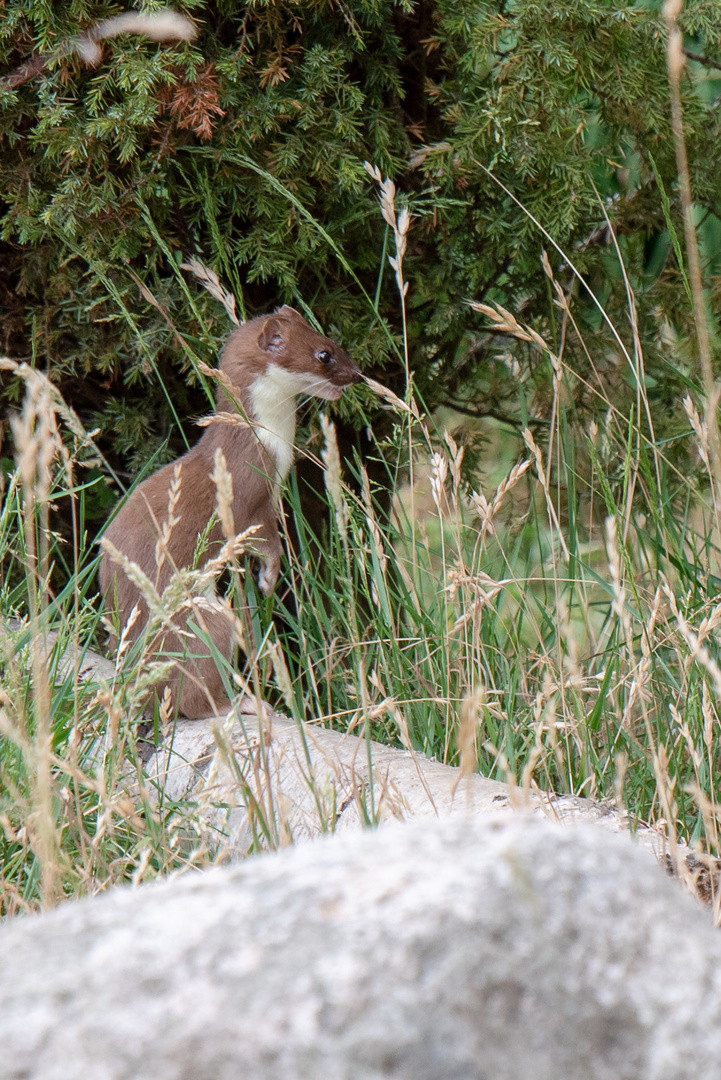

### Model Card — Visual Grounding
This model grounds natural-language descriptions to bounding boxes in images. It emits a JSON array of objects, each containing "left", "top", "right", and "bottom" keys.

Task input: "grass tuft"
[{"left": 3, "top": 155, "right": 721, "bottom": 917}]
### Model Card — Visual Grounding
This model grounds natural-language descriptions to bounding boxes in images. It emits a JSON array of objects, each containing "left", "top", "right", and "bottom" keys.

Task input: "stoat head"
[{"left": 220, "top": 305, "right": 361, "bottom": 404}]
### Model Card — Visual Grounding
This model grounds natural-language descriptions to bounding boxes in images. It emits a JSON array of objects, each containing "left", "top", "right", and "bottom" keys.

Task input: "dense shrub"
[
  {"left": 1, "top": 0, "right": 721, "bottom": 500},
  {"left": 5, "top": 2, "right": 721, "bottom": 906}
]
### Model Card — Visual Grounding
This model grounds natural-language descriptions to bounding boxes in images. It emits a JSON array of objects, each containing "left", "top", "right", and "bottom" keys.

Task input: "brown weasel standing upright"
[{"left": 99, "top": 305, "right": 361, "bottom": 719}]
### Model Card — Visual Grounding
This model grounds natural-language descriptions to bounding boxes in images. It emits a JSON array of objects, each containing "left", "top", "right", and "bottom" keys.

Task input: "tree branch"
[
  {"left": 439, "top": 399, "right": 548, "bottom": 431},
  {"left": 683, "top": 48, "right": 721, "bottom": 72}
]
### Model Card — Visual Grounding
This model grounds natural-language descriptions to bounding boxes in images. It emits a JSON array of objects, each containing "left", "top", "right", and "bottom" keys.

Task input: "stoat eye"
[{"left": 316, "top": 349, "right": 334, "bottom": 365}]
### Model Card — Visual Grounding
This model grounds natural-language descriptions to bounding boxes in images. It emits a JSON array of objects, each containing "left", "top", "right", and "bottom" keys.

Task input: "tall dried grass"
[{"left": 3, "top": 96, "right": 721, "bottom": 915}]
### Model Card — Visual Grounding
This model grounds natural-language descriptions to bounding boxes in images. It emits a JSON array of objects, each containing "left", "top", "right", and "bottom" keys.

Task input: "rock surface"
[
  {"left": 2, "top": 814, "right": 721, "bottom": 1080},
  {"left": 146, "top": 710, "right": 683, "bottom": 871}
]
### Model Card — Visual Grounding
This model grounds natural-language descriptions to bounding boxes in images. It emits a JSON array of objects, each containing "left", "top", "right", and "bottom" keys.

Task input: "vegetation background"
[
  {"left": 3, "top": 0, "right": 721, "bottom": 913},
  {"left": 4, "top": 0, "right": 721, "bottom": 483}
]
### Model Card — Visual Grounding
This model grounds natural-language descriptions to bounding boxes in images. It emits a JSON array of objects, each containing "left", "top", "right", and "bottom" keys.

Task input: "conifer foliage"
[{"left": 1, "top": 0, "right": 721, "bottom": 496}]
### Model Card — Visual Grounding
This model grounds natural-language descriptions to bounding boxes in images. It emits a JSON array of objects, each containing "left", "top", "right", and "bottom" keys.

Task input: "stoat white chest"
[{"left": 249, "top": 363, "right": 321, "bottom": 483}]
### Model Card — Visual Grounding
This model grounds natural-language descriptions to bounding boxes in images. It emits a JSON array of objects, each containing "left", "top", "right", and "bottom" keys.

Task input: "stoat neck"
[{"left": 248, "top": 364, "right": 302, "bottom": 482}]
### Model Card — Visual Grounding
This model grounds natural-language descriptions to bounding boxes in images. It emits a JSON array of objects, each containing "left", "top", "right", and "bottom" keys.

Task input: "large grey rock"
[{"left": 1, "top": 814, "right": 720, "bottom": 1080}]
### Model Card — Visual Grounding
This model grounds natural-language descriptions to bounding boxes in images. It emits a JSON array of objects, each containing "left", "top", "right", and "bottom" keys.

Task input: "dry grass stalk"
[
  {"left": 363, "top": 162, "right": 411, "bottom": 300},
  {"left": 469, "top": 300, "right": 547, "bottom": 351},
  {"left": 3, "top": 364, "right": 102, "bottom": 478},
  {"left": 540, "top": 249, "right": 570, "bottom": 314},
  {"left": 196, "top": 411, "right": 251, "bottom": 430},
  {"left": 267, "top": 640, "right": 295, "bottom": 713},
  {"left": 663, "top": 0, "right": 721, "bottom": 506},
  {"left": 197, "top": 361, "right": 244, "bottom": 411},
  {"left": 622, "top": 586, "right": 662, "bottom": 731},
  {"left": 683, "top": 395, "right": 710, "bottom": 471},
  {"left": 443, "top": 430, "right": 465, "bottom": 507},
  {"left": 653, "top": 741, "right": 681, "bottom": 865},
  {"left": 605, "top": 516, "right": 632, "bottom": 651},
  {"left": 522, "top": 428, "right": 570, "bottom": 559},
  {"left": 181, "top": 258, "right": 240, "bottom": 325},
  {"left": 492, "top": 458, "right": 532, "bottom": 513},
  {"left": 7, "top": 373, "right": 74, "bottom": 909},
  {"left": 702, "top": 680, "right": 717, "bottom": 754},
  {"left": 451, "top": 690, "right": 484, "bottom": 799},
  {"left": 212, "top": 449, "right": 235, "bottom": 542},
  {"left": 360, "top": 467, "right": 388, "bottom": 577},
  {"left": 115, "top": 604, "right": 141, "bottom": 671},
  {"left": 362, "top": 375, "right": 421, "bottom": 421},
  {"left": 429, "top": 451, "right": 448, "bottom": 511},
  {"left": 470, "top": 457, "right": 532, "bottom": 537},
  {"left": 469, "top": 488, "right": 494, "bottom": 535},
  {"left": 195, "top": 528, "right": 259, "bottom": 582},
  {"left": 100, "top": 539, "right": 166, "bottom": 625},
  {"left": 471, "top": 299, "right": 562, "bottom": 387},
  {"left": 663, "top": 578, "right": 721, "bottom": 697},
  {"left": 363, "top": 163, "right": 419, "bottom": 575},
  {"left": 320, "top": 414, "right": 349, "bottom": 543},
  {"left": 695, "top": 600, "right": 721, "bottom": 651},
  {"left": 447, "top": 571, "right": 505, "bottom": 634},
  {"left": 1, "top": 9, "right": 197, "bottom": 90},
  {"left": 154, "top": 465, "right": 183, "bottom": 576}
]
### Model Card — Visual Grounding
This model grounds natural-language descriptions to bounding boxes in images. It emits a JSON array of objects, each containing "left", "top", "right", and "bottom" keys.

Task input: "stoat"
[{"left": 99, "top": 305, "right": 361, "bottom": 718}]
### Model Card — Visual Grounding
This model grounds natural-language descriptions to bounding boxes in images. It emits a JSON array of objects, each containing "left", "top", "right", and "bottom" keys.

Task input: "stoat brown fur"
[{"left": 99, "top": 306, "right": 360, "bottom": 718}]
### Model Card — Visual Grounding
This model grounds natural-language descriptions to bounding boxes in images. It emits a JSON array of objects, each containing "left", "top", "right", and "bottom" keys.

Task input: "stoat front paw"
[{"left": 259, "top": 557, "right": 279, "bottom": 596}]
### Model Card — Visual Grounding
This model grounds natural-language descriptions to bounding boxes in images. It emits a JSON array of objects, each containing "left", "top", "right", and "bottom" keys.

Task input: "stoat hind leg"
[{"left": 161, "top": 605, "right": 236, "bottom": 720}]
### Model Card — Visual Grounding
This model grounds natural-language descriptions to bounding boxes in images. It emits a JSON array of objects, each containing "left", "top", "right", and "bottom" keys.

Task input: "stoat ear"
[
  {"left": 275, "top": 304, "right": 305, "bottom": 322},
  {"left": 257, "top": 317, "right": 286, "bottom": 353}
]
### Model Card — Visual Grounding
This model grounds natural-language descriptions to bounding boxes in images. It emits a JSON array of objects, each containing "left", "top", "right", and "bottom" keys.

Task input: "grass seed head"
[
  {"left": 212, "top": 448, "right": 235, "bottom": 542},
  {"left": 320, "top": 413, "right": 349, "bottom": 542}
]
